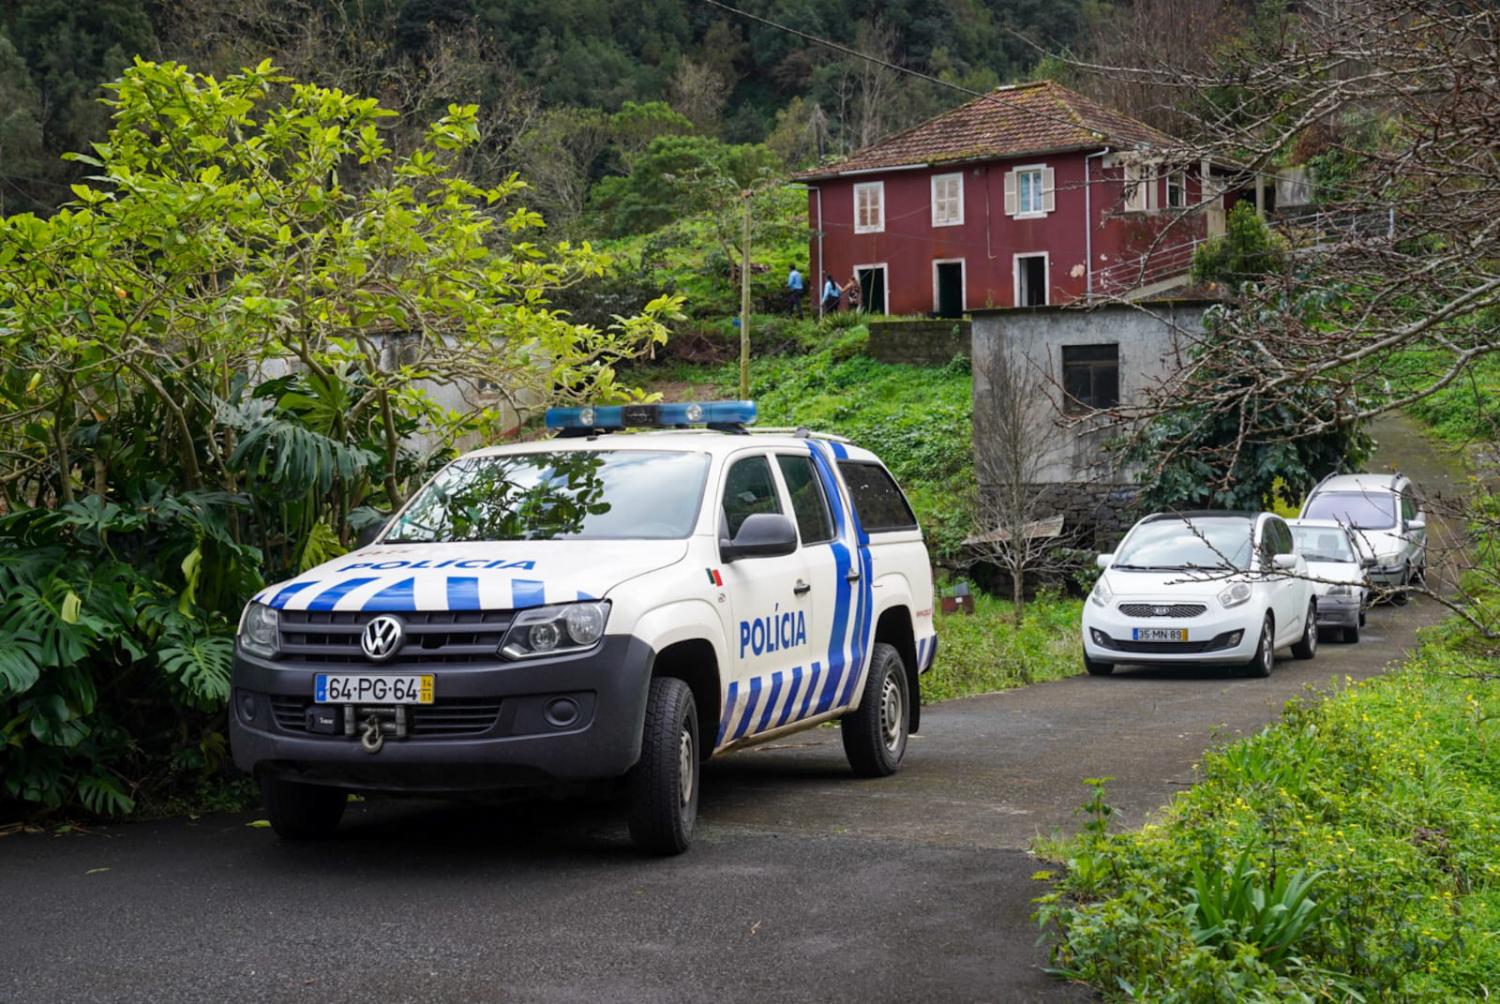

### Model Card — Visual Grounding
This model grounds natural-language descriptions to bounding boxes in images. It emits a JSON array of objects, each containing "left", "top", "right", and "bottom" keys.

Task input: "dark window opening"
[
  {"left": 934, "top": 261, "right": 963, "bottom": 318},
  {"left": 857, "top": 267, "right": 887, "bottom": 315},
  {"left": 837, "top": 462, "right": 918, "bottom": 532},
  {"left": 776, "top": 454, "right": 834, "bottom": 544},
  {"left": 1016, "top": 255, "right": 1047, "bottom": 307},
  {"left": 1061, "top": 344, "right": 1120, "bottom": 414}
]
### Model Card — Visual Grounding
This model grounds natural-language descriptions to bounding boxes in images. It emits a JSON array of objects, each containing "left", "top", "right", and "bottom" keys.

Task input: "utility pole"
[{"left": 739, "top": 190, "right": 751, "bottom": 399}]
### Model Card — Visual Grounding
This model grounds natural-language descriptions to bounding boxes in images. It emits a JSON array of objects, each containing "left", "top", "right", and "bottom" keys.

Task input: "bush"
[{"left": 923, "top": 592, "right": 1082, "bottom": 701}]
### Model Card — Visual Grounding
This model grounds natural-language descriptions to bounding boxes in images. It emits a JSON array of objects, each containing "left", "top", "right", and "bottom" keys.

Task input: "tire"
[
  {"left": 627, "top": 677, "right": 699, "bottom": 856},
  {"left": 1244, "top": 615, "right": 1275, "bottom": 678},
  {"left": 1083, "top": 650, "right": 1115, "bottom": 676},
  {"left": 1359, "top": 609, "right": 1367, "bottom": 627},
  {"left": 841, "top": 642, "right": 909, "bottom": 778},
  {"left": 1344, "top": 623, "right": 1360, "bottom": 643},
  {"left": 1391, "top": 565, "right": 1411, "bottom": 606},
  {"left": 260, "top": 777, "right": 346, "bottom": 840},
  {"left": 1291, "top": 602, "right": 1318, "bottom": 660}
]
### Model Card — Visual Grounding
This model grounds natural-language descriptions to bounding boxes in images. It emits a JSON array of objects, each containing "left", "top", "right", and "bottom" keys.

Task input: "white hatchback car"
[
  {"left": 1288, "top": 519, "right": 1371, "bottom": 643},
  {"left": 1082, "top": 511, "right": 1318, "bottom": 678}
]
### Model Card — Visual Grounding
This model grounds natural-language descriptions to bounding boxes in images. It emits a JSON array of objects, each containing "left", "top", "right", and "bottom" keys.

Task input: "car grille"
[
  {"left": 1118, "top": 603, "right": 1207, "bottom": 618},
  {"left": 277, "top": 610, "right": 513, "bottom": 664},
  {"left": 269, "top": 696, "right": 503, "bottom": 737},
  {"left": 1097, "top": 630, "right": 1240, "bottom": 655}
]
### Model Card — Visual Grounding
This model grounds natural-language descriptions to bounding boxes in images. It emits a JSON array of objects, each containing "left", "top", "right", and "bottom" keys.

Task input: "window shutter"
[
  {"left": 1145, "top": 163, "right": 1160, "bottom": 211},
  {"left": 1041, "top": 166, "right": 1056, "bottom": 213},
  {"left": 1003, "top": 170, "right": 1017, "bottom": 215}
]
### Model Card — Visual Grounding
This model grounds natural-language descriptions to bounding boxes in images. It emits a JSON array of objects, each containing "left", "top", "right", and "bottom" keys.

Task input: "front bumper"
[
  {"left": 1082, "top": 602, "right": 1257, "bottom": 665},
  {"left": 1314, "top": 594, "right": 1361, "bottom": 627},
  {"left": 229, "top": 634, "right": 655, "bottom": 792}
]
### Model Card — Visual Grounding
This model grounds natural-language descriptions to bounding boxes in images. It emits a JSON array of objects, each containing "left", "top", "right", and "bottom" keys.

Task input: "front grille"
[
  {"left": 269, "top": 696, "right": 503, "bottom": 737},
  {"left": 1097, "top": 630, "right": 1240, "bottom": 654},
  {"left": 1118, "top": 603, "right": 1208, "bottom": 618},
  {"left": 277, "top": 609, "right": 513, "bottom": 664}
]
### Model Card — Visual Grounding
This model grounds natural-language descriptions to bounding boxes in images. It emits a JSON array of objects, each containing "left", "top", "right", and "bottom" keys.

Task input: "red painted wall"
[{"left": 805, "top": 152, "right": 1207, "bottom": 315}]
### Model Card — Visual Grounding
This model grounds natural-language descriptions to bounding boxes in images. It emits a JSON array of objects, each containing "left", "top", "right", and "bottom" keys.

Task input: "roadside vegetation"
[{"left": 926, "top": 593, "right": 1083, "bottom": 703}]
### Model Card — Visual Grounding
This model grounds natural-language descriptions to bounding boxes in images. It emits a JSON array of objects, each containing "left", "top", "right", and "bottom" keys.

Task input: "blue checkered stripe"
[
  {"left": 253, "top": 576, "right": 588, "bottom": 612},
  {"left": 714, "top": 441, "right": 876, "bottom": 749}
]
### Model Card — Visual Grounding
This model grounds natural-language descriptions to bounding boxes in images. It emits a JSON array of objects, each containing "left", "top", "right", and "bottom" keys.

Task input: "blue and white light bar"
[{"left": 546, "top": 400, "right": 758, "bottom": 433}]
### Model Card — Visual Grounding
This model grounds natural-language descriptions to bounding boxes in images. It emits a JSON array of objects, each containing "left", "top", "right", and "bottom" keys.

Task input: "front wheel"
[
  {"left": 260, "top": 777, "right": 346, "bottom": 840},
  {"left": 1344, "top": 623, "right": 1361, "bottom": 643},
  {"left": 627, "top": 677, "right": 699, "bottom": 855},
  {"left": 1083, "top": 649, "right": 1114, "bottom": 676},
  {"left": 1291, "top": 602, "right": 1318, "bottom": 660},
  {"left": 1391, "top": 566, "right": 1411, "bottom": 606},
  {"left": 1244, "top": 615, "right": 1275, "bottom": 678},
  {"left": 841, "top": 642, "right": 909, "bottom": 777}
]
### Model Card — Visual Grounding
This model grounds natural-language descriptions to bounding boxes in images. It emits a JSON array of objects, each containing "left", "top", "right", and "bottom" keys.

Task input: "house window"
[
  {"left": 1061, "top": 344, "right": 1120, "bottom": 413},
  {"left": 931, "top": 172, "right": 963, "bottom": 227},
  {"left": 854, "top": 181, "right": 884, "bottom": 233},
  {"left": 1123, "top": 162, "right": 1147, "bottom": 212},
  {"left": 1166, "top": 169, "right": 1186, "bottom": 208},
  {"left": 1017, "top": 168, "right": 1044, "bottom": 215},
  {"left": 1014, "top": 253, "right": 1048, "bottom": 307}
]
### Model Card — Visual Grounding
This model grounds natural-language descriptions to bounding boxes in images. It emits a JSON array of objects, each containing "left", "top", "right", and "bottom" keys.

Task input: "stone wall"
[{"left": 867, "top": 319, "right": 971, "bottom": 366}]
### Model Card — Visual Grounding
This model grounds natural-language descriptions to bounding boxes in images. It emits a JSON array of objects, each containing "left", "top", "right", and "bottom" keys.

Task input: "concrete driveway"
[{"left": 0, "top": 417, "right": 1463, "bottom": 1003}]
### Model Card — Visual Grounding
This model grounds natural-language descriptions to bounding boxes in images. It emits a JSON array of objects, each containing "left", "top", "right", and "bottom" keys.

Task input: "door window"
[
  {"left": 776, "top": 454, "right": 834, "bottom": 544},
  {"left": 837, "top": 462, "right": 917, "bottom": 532},
  {"left": 722, "top": 456, "right": 783, "bottom": 538}
]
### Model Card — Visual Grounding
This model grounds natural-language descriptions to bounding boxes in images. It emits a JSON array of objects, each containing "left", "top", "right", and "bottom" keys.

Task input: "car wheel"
[
  {"left": 841, "top": 642, "right": 909, "bottom": 778},
  {"left": 1391, "top": 565, "right": 1411, "bottom": 606},
  {"left": 1359, "top": 609, "right": 1367, "bottom": 627},
  {"left": 1291, "top": 602, "right": 1318, "bottom": 660},
  {"left": 627, "top": 676, "right": 699, "bottom": 856},
  {"left": 1344, "top": 623, "right": 1360, "bottom": 643},
  {"left": 1083, "top": 649, "right": 1115, "bottom": 677},
  {"left": 260, "top": 777, "right": 346, "bottom": 840},
  {"left": 1244, "top": 615, "right": 1275, "bottom": 678}
]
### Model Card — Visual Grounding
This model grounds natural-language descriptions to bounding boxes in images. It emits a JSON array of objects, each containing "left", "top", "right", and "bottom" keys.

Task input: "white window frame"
[
  {"left": 930, "top": 172, "right": 964, "bottom": 227},
  {"left": 931, "top": 258, "right": 966, "bottom": 314},
  {"left": 1013, "top": 252, "right": 1050, "bottom": 307},
  {"left": 853, "top": 181, "right": 885, "bottom": 234},
  {"left": 1014, "top": 164, "right": 1047, "bottom": 218},
  {"left": 853, "top": 262, "right": 888, "bottom": 314},
  {"left": 1123, "top": 161, "right": 1147, "bottom": 213}
]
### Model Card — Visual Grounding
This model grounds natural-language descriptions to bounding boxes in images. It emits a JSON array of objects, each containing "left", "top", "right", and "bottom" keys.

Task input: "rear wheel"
[
  {"left": 260, "top": 777, "right": 346, "bottom": 840},
  {"left": 1291, "top": 602, "right": 1318, "bottom": 660},
  {"left": 1391, "top": 565, "right": 1411, "bottom": 606},
  {"left": 841, "top": 642, "right": 909, "bottom": 777},
  {"left": 1344, "top": 623, "right": 1361, "bottom": 643},
  {"left": 1244, "top": 615, "right": 1275, "bottom": 678},
  {"left": 1083, "top": 650, "right": 1115, "bottom": 676},
  {"left": 627, "top": 677, "right": 699, "bottom": 856}
]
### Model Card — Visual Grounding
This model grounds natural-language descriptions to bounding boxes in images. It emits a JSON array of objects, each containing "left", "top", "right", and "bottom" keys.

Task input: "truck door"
[{"left": 714, "top": 452, "right": 817, "bottom": 749}]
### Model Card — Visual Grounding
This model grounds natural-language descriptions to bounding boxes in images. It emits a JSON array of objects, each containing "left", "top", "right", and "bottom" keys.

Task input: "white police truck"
[{"left": 230, "top": 402, "right": 937, "bottom": 854}]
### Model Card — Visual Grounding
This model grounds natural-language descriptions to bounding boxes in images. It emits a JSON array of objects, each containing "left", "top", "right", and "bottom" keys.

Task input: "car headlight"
[
  {"left": 1089, "top": 577, "right": 1113, "bottom": 608},
  {"left": 238, "top": 602, "right": 280, "bottom": 658},
  {"left": 1328, "top": 584, "right": 1352, "bottom": 596},
  {"left": 1218, "top": 582, "right": 1252, "bottom": 608},
  {"left": 501, "top": 601, "right": 611, "bottom": 660}
]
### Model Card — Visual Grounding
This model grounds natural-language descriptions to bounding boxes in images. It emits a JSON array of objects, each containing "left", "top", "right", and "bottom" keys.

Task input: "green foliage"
[
  {"left": 1385, "top": 347, "right": 1500, "bottom": 447},
  {"left": 1192, "top": 202, "right": 1289, "bottom": 287},
  {"left": 923, "top": 591, "right": 1083, "bottom": 701},
  {"left": 589, "top": 134, "right": 783, "bottom": 236},
  {"left": 0, "top": 60, "right": 674, "bottom": 819},
  {"left": 1038, "top": 630, "right": 1500, "bottom": 1000}
]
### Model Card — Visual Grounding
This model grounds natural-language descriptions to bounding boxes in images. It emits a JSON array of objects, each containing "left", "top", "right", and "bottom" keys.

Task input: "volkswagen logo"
[{"left": 361, "top": 615, "right": 404, "bottom": 661}]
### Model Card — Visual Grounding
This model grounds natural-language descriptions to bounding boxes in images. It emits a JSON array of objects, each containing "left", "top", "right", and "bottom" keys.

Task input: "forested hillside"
[{"left": 0, "top": 0, "right": 1084, "bottom": 217}]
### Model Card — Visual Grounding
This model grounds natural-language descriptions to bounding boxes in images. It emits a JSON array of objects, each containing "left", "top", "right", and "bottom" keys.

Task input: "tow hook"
[
  {"left": 360, "top": 715, "right": 384, "bottom": 754},
  {"left": 346, "top": 704, "right": 408, "bottom": 754}
]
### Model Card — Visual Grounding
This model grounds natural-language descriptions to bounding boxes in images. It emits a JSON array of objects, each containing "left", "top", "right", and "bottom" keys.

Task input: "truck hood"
[{"left": 253, "top": 539, "right": 690, "bottom": 613}]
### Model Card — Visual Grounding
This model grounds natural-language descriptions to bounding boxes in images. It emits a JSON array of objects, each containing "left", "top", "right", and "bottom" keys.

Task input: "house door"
[
  {"left": 1015, "top": 254, "right": 1048, "bottom": 307},
  {"left": 856, "top": 266, "right": 886, "bottom": 315},
  {"left": 934, "top": 261, "right": 963, "bottom": 318}
]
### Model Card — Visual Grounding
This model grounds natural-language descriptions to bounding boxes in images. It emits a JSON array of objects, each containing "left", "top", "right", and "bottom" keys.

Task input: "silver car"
[{"left": 1298, "top": 473, "right": 1426, "bottom": 604}]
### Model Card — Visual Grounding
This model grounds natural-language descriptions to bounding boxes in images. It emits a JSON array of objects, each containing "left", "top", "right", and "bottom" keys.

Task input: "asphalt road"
[{"left": 0, "top": 416, "right": 1464, "bottom": 1004}]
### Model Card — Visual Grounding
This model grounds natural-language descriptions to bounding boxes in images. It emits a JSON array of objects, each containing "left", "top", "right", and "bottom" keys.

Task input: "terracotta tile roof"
[{"left": 794, "top": 81, "right": 1179, "bottom": 180}]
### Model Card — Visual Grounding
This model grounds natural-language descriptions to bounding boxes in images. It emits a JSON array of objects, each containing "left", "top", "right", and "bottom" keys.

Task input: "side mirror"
[
  {"left": 721, "top": 513, "right": 799, "bottom": 562},
  {"left": 1095, "top": 553, "right": 1115, "bottom": 570},
  {"left": 1273, "top": 553, "right": 1298, "bottom": 571},
  {"left": 353, "top": 518, "right": 389, "bottom": 549},
  {"left": 1408, "top": 517, "right": 1426, "bottom": 531}
]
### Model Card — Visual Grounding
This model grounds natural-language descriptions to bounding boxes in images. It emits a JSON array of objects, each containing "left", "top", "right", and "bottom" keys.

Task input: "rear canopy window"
[
  {"left": 385, "top": 450, "right": 710, "bottom": 542},
  {"left": 1303, "top": 492, "right": 1396, "bottom": 530},
  {"left": 837, "top": 461, "right": 917, "bottom": 532}
]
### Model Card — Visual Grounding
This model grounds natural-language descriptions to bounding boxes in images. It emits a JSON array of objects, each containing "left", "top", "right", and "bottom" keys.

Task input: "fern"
[{"left": 158, "top": 635, "right": 234, "bottom": 707}]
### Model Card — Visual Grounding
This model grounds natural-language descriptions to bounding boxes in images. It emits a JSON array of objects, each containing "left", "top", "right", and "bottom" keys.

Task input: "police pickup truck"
[{"left": 230, "top": 402, "right": 937, "bottom": 854}]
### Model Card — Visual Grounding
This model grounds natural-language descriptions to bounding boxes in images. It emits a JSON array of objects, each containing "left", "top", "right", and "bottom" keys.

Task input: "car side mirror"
[
  {"left": 1408, "top": 517, "right": 1426, "bottom": 531},
  {"left": 1360, "top": 556, "right": 1375, "bottom": 569},
  {"left": 1096, "top": 553, "right": 1115, "bottom": 569},
  {"left": 721, "top": 513, "right": 799, "bottom": 562},
  {"left": 1272, "top": 553, "right": 1298, "bottom": 571}
]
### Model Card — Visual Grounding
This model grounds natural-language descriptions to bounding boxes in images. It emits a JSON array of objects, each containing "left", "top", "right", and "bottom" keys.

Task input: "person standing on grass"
[
  {"left": 821, "top": 271, "right": 841, "bottom": 315},
  {"left": 786, "top": 265, "right": 805, "bottom": 317},
  {"left": 842, "top": 271, "right": 863, "bottom": 314}
]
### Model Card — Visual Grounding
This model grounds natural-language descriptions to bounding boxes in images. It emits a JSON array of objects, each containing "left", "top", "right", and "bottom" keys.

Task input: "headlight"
[
  {"left": 501, "top": 601, "right": 611, "bottom": 660},
  {"left": 1218, "top": 582, "right": 1252, "bottom": 608},
  {"left": 1089, "top": 577, "right": 1113, "bottom": 608},
  {"left": 1328, "top": 584, "right": 1352, "bottom": 596},
  {"left": 238, "top": 602, "right": 280, "bottom": 658}
]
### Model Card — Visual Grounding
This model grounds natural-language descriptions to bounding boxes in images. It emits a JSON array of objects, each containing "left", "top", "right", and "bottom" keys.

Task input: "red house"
[{"left": 795, "top": 81, "right": 1224, "bottom": 316}]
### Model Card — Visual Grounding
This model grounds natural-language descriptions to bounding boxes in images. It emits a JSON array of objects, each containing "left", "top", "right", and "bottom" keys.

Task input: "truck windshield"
[
  {"left": 1301, "top": 492, "right": 1396, "bottom": 529},
  {"left": 384, "top": 450, "right": 710, "bottom": 542},
  {"left": 1111, "top": 517, "right": 1254, "bottom": 571}
]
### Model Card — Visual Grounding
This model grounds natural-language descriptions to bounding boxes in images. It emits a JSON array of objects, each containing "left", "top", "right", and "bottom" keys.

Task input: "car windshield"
[
  {"left": 1302, "top": 491, "right": 1395, "bottom": 529},
  {"left": 1291, "top": 526, "right": 1357, "bottom": 563},
  {"left": 1111, "top": 517, "right": 1254, "bottom": 571},
  {"left": 384, "top": 450, "right": 710, "bottom": 542}
]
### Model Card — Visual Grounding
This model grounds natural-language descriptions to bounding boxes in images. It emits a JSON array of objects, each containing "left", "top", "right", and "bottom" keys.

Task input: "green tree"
[
  {"left": 589, "top": 133, "right": 782, "bottom": 236},
  {"left": 1192, "top": 201, "right": 1289, "bottom": 287}
]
